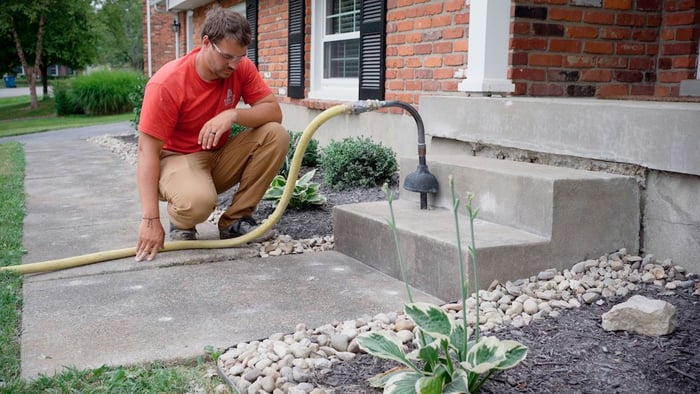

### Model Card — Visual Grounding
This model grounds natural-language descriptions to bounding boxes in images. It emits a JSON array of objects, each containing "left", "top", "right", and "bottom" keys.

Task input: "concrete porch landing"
[{"left": 334, "top": 155, "right": 640, "bottom": 301}]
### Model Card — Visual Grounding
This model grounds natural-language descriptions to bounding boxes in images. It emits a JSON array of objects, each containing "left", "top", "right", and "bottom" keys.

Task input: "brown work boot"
[{"left": 219, "top": 217, "right": 277, "bottom": 242}]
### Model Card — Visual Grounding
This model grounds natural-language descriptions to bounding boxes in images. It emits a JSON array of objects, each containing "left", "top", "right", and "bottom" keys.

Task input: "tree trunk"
[{"left": 40, "top": 63, "right": 49, "bottom": 96}]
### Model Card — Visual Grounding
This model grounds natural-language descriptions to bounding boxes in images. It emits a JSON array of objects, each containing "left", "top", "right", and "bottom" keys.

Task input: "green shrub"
[
  {"left": 128, "top": 76, "right": 148, "bottom": 129},
  {"left": 70, "top": 70, "right": 142, "bottom": 115},
  {"left": 53, "top": 79, "right": 84, "bottom": 116},
  {"left": 279, "top": 130, "right": 319, "bottom": 177},
  {"left": 319, "top": 136, "right": 397, "bottom": 190}
]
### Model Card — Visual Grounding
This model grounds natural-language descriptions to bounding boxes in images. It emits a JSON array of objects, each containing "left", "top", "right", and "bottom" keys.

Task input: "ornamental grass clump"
[{"left": 356, "top": 177, "right": 528, "bottom": 393}]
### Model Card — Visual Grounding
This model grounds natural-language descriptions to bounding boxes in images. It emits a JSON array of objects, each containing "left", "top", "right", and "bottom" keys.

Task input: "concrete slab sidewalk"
[{"left": 4, "top": 124, "right": 444, "bottom": 379}]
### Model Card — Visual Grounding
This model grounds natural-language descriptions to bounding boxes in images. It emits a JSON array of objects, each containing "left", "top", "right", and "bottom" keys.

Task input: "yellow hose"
[{"left": 2, "top": 103, "right": 355, "bottom": 275}]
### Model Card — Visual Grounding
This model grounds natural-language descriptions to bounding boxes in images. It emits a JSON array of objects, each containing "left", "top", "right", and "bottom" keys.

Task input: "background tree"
[
  {"left": 0, "top": 0, "right": 97, "bottom": 109},
  {"left": 0, "top": 0, "right": 51, "bottom": 109},
  {"left": 94, "top": 0, "right": 144, "bottom": 70}
]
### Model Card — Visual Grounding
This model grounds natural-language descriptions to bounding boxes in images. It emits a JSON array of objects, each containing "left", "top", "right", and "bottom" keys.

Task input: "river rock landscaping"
[{"left": 90, "top": 134, "right": 699, "bottom": 394}]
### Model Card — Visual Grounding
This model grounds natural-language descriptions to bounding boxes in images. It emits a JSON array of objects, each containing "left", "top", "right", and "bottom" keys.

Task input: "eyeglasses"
[{"left": 211, "top": 41, "right": 246, "bottom": 63}]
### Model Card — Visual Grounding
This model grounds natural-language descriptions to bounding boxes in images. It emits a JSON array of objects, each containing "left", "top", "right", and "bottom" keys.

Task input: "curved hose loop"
[{"left": 2, "top": 103, "right": 355, "bottom": 275}]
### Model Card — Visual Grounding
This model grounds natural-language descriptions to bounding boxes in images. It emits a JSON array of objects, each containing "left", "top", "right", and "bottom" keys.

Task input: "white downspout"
[
  {"left": 146, "top": 0, "right": 153, "bottom": 77},
  {"left": 187, "top": 10, "right": 194, "bottom": 52}
]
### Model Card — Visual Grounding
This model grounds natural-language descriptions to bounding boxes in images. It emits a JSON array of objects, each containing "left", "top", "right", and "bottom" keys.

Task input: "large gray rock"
[{"left": 601, "top": 295, "right": 677, "bottom": 336}]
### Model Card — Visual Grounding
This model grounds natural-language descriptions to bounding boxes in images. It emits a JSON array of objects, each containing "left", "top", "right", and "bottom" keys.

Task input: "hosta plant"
[
  {"left": 356, "top": 178, "right": 528, "bottom": 393},
  {"left": 263, "top": 169, "right": 326, "bottom": 209}
]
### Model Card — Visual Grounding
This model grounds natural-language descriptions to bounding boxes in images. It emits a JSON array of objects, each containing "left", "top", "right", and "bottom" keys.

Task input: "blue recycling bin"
[{"left": 3, "top": 76, "right": 16, "bottom": 88}]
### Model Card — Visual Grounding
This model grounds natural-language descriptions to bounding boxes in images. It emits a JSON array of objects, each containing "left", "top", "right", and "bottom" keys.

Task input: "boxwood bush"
[{"left": 319, "top": 136, "right": 397, "bottom": 190}]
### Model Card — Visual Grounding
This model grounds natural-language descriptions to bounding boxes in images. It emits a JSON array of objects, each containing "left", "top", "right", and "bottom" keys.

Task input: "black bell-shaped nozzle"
[{"left": 403, "top": 163, "right": 439, "bottom": 209}]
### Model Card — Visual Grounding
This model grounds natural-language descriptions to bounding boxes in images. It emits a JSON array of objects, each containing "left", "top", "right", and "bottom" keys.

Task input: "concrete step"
[{"left": 334, "top": 155, "right": 640, "bottom": 301}]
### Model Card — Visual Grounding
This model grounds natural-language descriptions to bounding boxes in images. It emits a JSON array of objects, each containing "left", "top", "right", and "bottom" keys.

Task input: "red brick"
[
  {"left": 549, "top": 39, "right": 582, "bottom": 53},
  {"left": 604, "top": 0, "right": 632, "bottom": 10},
  {"left": 513, "top": 22, "right": 531, "bottom": 35},
  {"left": 511, "top": 37, "right": 548, "bottom": 50},
  {"left": 568, "top": 26, "right": 598, "bottom": 39},
  {"left": 529, "top": 83, "right": 564, "bottom": 96},
  {"left": 397, "top": 68, "right": 414, "bottom": 79},
  {"left": 414, "top": 43, "right": 432, "bottom": 55},
  {"left": 615, "top": 70, "right": 643, "bottom": 82},
  {"left": 387, "top": 80, "right": 405, "bottom": 90},
  {"left": 584, "top": 41, "right": 614, "bottom": 54},
  {"left": 433, "top": 42, "right": 453, "bottom": 53},
  {"left": 454, "top": 40, "right": 468, "bottom": 51},
  {"left": 675, "top": 27, "right": 698, "bottom": 41},
  {"left": 444, "top": 0, "right": 465, "bottom": 12},
  {"left": 600, "top": 27, "right": 631, "bottom": 40},
  {"left": 432, "top": 15, "right": 452, "bottom": 28},
  {"left": 660, "top": 27, "right": 675, "bottom": 40},
  {"left": 549, "top": 8, "right": 582, "bottom": 22},
  {"left": 629, "top": 57, "right": 655, "bottom": 70},
  {"left": 434, "top": 68, "right": 454, "bottom": 79},
  {"left": 597, "top": 56, "right": 628, "bottom": 68},
  {"left": 658, "top": 70, "right": 694, "bottom": 82},
  {"left": 513, "top": 82, "right": 528, "bottom": 96},
  {"left": 582, "top": 69, "right": 613, "bottom": 82},
  {"left": 582, "top": 11, "right": 615, "bottom": 25},
  {"left": 398, "top": 46, "right": 414, "bottom": 56},
  {"left": 512, "top": 67, "right": 547, "bottom": 81},
  {"left": 654, "top": 86, "right": 672, "bottom": 96},
  {"left": 397, "top": 20, "right": 413, "bottom": 32},
  {"left": 442, "top": 28, "right": 464, "bottom": 39},
  {"left": 406, "top": 33, "right": 422, "bottom": 43},
  {"left": 646, "top": 43, "right": 659, "bottom": 56},
  {"left": 663, "top": 42, "right": 696, "bottom": 55},
  {"left": 530, "top": 53, "right": 563, "bottom": 66},
  {"left": 405, "top": 80, "right": 421, "bottom": 90},
  {"left": 422, "top": 80, "right": 440, "bottom": 91},
  {"left": 424, "top": 56, "right": 442, "bottom": 67},
  {"left": 548, "top": 70, "right": 580, "bottom": 82},
  {"left": 386, "top": 58, "right": 404, "bottom": 68},
  {"left": 415, "top": 2, "right": 443, "bottom": 16},
  {"left": 673, "top": 56, "right": 698, "bottom": 69},
  {"left": 444, "top": 54, "right": 465, "bottom": 66},
  {"left": 564, "top": 55, "right": 596, "bottom": 68},
  {"left": 415, "top": 69, "right": 433, "bottom": 79},
  {"left": 442, "top": 80, "right": 459, "bottom": 91},
  {"left": 512, "top": 52, "right": 529, "bottom": 65},
  {"left": 630, "top": 85, "right": 655, "bottom": 96},
  {"left": 663, "top": 12, "right": 696, "bottom": 26},
  {"left": 414, "top": 17, "right": 432, "bottom": 29},
  {"left": 637, "top": 0, "right": 662, "bottom": 11},
  {"left": 597, "top": 84, "right": 629, "bottom": 97},
  {"left": 646, "top": 14, "right": 662, "bottom": 27},
  {"left": 616, "top": 43, "right": 645, "bottom": 55},
  {"left": 616, "top": 13, "right": 648, "bottom": 27},
  {"left": 406, "top": 57, "right": 422, "bottom": 67}
]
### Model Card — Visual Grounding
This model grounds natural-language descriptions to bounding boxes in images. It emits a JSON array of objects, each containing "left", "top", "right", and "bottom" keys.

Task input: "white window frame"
[{"left": 309, "top": 0, "right": 359, "bottom": 101}]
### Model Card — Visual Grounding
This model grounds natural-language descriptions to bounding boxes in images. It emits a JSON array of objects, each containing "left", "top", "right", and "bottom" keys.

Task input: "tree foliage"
[
  {"left": 0, "top": 0, "right": 97, "bottom": 109},
  {"left": 93, "top": 0, "right": 144, "bottom": 70}
]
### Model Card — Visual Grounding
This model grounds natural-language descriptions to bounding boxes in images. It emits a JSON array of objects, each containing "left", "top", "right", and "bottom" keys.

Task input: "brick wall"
[
  {"left": 512, "top": 0, "right": 699, "bottom": 97},
  {"left": 383, "top": 0, "right": 468, "bottom": 105},
  {"left": 144, "top": 0, "right": 698, "bottom": 102}
]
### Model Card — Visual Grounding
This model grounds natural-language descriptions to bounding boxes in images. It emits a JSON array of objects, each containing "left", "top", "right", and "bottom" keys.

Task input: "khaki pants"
[{"left": 158, "top": 122, "right": 289, "bottom": 231}]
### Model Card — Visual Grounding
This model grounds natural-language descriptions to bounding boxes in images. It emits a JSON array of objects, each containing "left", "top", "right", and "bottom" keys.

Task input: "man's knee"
[{"left": 168, "top": 191, "right": 217, "bottom": 227}]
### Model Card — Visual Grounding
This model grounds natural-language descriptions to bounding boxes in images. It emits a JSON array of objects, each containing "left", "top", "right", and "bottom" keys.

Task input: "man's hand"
[
  {"left": 135, "top": 218, "right": 165, "bottom": 261},
  {"left": 199, "top": 110, "right": 236, "bottom": 149}
]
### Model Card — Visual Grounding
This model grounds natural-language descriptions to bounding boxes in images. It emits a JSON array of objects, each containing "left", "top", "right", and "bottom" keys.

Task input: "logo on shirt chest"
[{"left": 224, "top": 88, "right": 234, "bottom": 106}]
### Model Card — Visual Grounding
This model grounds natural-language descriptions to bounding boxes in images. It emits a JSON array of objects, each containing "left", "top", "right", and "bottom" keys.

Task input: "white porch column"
[{"left": 458, "top": 0, "right": 514, "bottom": 95}]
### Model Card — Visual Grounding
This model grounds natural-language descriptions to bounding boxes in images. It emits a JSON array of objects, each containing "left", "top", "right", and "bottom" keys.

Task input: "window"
[
  {"left": 288, "top": 0, "right": 385, "bottom": 100},
  {"left": 310, "top": 0, "right": 360, "bottom": 100}
]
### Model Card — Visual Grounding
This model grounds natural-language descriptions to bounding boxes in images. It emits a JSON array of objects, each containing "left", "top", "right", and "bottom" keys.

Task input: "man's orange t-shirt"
[{"left": 138, "top": 47, "right": 273, "bottom": 153}]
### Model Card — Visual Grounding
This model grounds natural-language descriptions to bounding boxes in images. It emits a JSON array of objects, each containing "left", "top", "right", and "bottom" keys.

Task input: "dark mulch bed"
[{"left": 310, "top": 284, "right": 700, "bottom": 394}]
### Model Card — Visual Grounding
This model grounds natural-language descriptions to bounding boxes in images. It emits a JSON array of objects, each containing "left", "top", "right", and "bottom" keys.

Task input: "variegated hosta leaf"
[
  {"left": 416, "top": 374, "right": 444, "bottom": 394},
  {"left": 449, "top": 322, "right": 469, "bottom": 361},
  {"left": 493, "top": 340, "right": 528, "bottom": 370},
  {"left": 405, "top": 303, "right": 454, "bottom": 340},
  {"left": 416, "top": 341, "right": 440, "bottom": 367},
  {"left": 462, "top": 336, "right": 526, "bottom": 374},
  {"left": 368, "top": 366, "right": 410, "bottom": 388},
  {"left": 442, "top": 369, "right": 470, "bottom": 394},
  {"left": 385, "top": 371, "right": 422, "bottom": 394},
  {"left": 356, "top": 332, "right": 417, "bottom": 370}
]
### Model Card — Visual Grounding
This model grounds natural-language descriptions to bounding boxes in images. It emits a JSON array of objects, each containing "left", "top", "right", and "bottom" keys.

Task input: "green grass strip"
[{"left": 0, "top": 142, "right": 25, "bottom": 385}]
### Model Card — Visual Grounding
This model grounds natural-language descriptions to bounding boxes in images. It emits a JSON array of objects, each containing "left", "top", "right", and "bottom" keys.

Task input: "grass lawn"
[
  {"left": 0, "top": 107, "right": 226, "bottom": 392},
  {"left": 0, "top": 96, "right": 132, "bottom": 138}
]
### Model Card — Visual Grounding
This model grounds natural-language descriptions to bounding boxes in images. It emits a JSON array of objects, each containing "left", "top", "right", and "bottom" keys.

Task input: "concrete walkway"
[{"left": 2, "top": 124, "right": 443, "bottom": 379}]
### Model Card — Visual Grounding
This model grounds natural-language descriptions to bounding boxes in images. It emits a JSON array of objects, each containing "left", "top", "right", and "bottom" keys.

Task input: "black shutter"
[
  {"left": 246, "top": 0, "right": 258, "bottom": 67},
  {"left": 359, "top": 0, "right": 386, "bottom": 100},
  {"left": 288, "top": 0, "right": 305, "bottom": 98}
]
